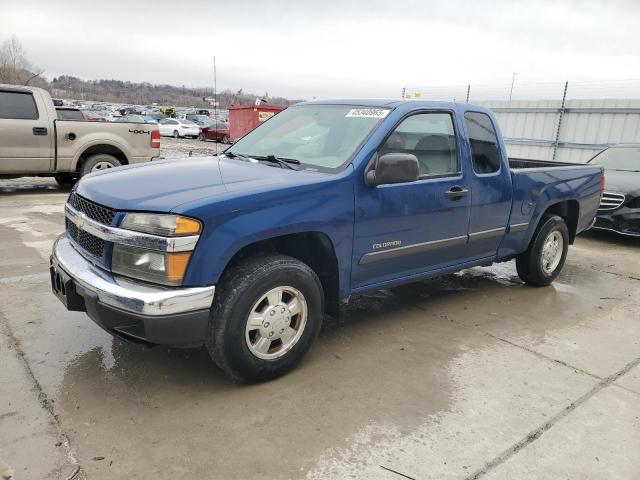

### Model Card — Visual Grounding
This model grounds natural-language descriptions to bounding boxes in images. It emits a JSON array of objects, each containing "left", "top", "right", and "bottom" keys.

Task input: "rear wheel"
[
  {"left": 206, "top": 254, "right": 324, "bottom": 382},
  {"left": 199, "top": 133, "right": 205, "bottom": 141},
  {"left": 516, "top": 215, "right": 569, "bottom": 286},
  {"left": 79, "top": 153, "right": 122, "bottom": 177},
  {"left": 173, "top": 130, "right": 180, "bottom": 138},
  {"left": 221, "top": 134, "right": 229, "bottom": 144},
  {"left": 53, "top": 173, "right": 77, "bottom": 187}
]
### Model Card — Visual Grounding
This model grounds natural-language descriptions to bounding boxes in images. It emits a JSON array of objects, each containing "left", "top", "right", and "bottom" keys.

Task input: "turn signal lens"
[
  {"left": 167, "top": 252, "right": 191, "bottom": 283},
  {"left": 174, "top": 216, "right": 202, "bottom": 235}
]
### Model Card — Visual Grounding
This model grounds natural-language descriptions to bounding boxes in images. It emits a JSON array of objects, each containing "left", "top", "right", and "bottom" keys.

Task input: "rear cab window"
[
  {"left": 0, "top": 90, "right": 39, "bottom": 120},
  {"left": 56, "top": 109, "right": 85, "bottom": 121},
  {"left": 464, "top": 111, "right": 502, "bottom": 174}
]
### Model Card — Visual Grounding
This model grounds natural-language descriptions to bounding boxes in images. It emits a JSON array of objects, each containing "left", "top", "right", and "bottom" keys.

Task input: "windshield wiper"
[
  {"left": 223, "top": 151, "right": 253, "bottom": 162},
  {"left": 250, "top": 155, "right": 301, "bottom": 170}
]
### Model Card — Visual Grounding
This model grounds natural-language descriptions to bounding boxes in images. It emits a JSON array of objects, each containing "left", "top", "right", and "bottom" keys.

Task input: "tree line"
[{"left": 0, "top": 35, "right": 299, "bottom": 108}]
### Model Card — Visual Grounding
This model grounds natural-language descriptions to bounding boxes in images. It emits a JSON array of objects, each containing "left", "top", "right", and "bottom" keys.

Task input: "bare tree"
[{"left": 0, "top": 35, "right": 45, "bottom": 85}]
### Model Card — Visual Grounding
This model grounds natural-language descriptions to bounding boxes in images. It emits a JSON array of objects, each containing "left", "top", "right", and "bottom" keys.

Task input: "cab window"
[
  {"left": 380, "top": 112, "right": 458, "bottom": 177},
  {"left": 464, "top": 112, "right": 501, "bottom": 174},
  {"left": 0, "top": 90, "right": 39, "bottom": 120}
]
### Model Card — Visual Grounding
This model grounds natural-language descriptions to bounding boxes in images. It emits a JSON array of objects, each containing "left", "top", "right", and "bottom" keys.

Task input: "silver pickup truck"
[{"left": 0, "top": 84, "right": 160, "bottom": 185}]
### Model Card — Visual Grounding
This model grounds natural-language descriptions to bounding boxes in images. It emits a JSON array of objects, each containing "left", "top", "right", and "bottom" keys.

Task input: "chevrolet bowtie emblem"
[{"left": 76, "top": 213, "right": 86, "bottom": 229}]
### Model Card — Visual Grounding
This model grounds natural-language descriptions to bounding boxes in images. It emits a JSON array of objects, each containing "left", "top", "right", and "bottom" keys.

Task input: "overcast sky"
[{"left": 2, "top": 0, "right": 639, "bottom": 99}]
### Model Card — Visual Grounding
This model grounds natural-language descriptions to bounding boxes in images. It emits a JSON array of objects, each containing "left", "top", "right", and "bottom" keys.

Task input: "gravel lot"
[
  {"left": 0, "top": 161, "right": 639, "bottom": 479},
  {"left": 0, "top": 137, "right": 226, "bottom": 192},
  {"left": 158, "top": 136, "right": 227, "bottom": 158}
]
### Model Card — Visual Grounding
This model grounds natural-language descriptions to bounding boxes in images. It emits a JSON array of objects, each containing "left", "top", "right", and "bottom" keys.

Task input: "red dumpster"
[{"left": 228, "top": 105, "right": 287, "bottom": 142}]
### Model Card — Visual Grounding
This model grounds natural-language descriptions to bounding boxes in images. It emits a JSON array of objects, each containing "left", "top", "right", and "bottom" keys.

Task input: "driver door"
[{"left": 351, "top": 111, "right": 472, "bottom": 289}]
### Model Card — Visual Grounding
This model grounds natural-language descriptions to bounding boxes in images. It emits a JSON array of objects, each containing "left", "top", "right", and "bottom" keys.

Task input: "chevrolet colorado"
[
  {"left": 0, "top": 84, "right": 160, "bottom": 185},
  {"left": 50, "top": 100, "right": 603, "bottom": 381}
]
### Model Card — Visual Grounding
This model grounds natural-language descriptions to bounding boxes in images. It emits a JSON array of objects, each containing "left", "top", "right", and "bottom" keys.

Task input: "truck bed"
[
  {"left": 509, "top": 157, "right": 583, "bottom": 169},
  {"left": 505, "top": 159, "right": 603, "bottom": 254}
]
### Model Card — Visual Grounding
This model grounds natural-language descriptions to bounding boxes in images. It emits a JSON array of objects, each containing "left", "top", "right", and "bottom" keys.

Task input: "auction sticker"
[{"left": 345, "top": 108, "right": 390, "bottom": 119}]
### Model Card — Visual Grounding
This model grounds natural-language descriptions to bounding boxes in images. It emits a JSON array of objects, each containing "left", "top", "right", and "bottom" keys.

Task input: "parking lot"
[{"left": 0, "top": 141, "right": 638, "bottom": 479}]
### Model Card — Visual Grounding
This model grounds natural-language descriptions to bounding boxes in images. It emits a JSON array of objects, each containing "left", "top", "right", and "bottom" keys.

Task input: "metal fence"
[{"left": 402, "top": 80, "right": 640, "bottom": 163}]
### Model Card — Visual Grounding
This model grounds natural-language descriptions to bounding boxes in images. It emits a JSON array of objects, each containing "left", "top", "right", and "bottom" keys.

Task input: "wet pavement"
[{"left": 0, "top": 176, "right": 639, "bottom": 479}]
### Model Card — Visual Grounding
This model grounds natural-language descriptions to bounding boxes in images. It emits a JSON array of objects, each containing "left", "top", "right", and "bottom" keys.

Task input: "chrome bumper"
[{"left": 51, "top": 234, "right": 215, "bottom": 316}]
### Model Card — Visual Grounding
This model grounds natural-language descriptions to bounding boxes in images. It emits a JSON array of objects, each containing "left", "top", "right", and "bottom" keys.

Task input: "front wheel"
[
  {"left": 199, "top": 133, "right": 205, "bottom": 141},
  {"left": 206, "top": 254, "right": 324, "bottom": 382},
  {"left": 516, "top": 215, "right": 569, "bottom": 286},
  {"left": 221, "top": 134, "right": 229, "bottom": 144},
  {"left": 173, "top": 130, "right": 180, "bottom": 138}
]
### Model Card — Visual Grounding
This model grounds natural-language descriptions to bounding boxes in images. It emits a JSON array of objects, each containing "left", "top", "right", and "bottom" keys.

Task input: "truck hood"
[
  {"left": 603, "top": 169, "right": 640, "bottom": 196},
  {"left": 75, "top": 156, "right": 329, "bottom": 212}
]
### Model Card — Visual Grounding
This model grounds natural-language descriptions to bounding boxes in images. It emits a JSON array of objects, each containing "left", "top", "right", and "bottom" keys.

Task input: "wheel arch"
[
  {"left": 540, "top": 199, "right": 580, "bottom": 243},
  {"left": 219, "top": 231, "right": 341, "bottom": 317},
  {"left": 75, "top": 144, "right": 129, "bottom": 172}
]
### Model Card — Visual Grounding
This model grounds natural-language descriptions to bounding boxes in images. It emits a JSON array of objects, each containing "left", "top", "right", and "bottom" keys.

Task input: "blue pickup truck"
[{"left": 50, "top": 100, "right": 603, "bottom": 381}]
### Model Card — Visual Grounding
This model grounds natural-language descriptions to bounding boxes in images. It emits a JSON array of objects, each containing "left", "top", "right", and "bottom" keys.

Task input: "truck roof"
[
  {"left": 0, "top": 83, "right": 37, "bottom": 93},
  {"left": 298, "top": 98, "right": 483, "bottom": 111}
]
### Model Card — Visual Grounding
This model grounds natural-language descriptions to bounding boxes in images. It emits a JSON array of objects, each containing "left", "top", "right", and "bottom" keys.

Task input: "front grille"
[
  {"left": 599, "top": 191, "right": 625, "bottom": 211},
  {"left": 66, "top": 219, "right": 105, "bottom": 258},
  {"left": 68, "top": 192, "right": 116, "bottom": 225},
  {"left": 66, "top": 192, "right": 114, "bottom": 261}
]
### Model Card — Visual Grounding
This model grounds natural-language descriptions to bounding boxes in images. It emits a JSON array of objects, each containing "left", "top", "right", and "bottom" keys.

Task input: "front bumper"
[
  {"left": 592, "top": 208, "right": 640, "bottom": 237},
  {"left": 50, "top": 234, "right": 215, "bottom": 346}
]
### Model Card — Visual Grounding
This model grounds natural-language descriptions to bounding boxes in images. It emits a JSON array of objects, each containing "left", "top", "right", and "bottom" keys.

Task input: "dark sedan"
[
  {"left": 199, "top": 120, "right": 230, "bottom": 143},
  {"left": 588, "top": 145, "right": 640, "bottom": 237}
]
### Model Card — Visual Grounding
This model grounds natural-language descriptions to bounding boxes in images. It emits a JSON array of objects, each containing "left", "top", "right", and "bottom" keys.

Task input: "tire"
[
  {"left": 221, "top": 134, "right": 229, "bottom": 144},
  {"left": 53, "top": 173, "right": 77, "bottom": 187},
  {"left": 206, "top": 254, "right": 324, "bottom": 382},
  {"left": 516, "top": 215, "right": 569, "bottom": 286},
  {"left": 79, "top": 153, "right": 122, "bottom": 177},
  {"left": 199, "top": 133, "right": 206, "bottom": 141},
  {"left": 173, "top": 130, "right": 180, "bottom": 138}
]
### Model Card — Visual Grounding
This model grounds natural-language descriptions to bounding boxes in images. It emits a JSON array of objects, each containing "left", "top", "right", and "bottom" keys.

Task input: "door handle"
[
  {"left": 32, "top": 127, "right": 48, "bottom": 136},
  {"left": 444, "top": 186, "right": 469, "bottom": 200}
]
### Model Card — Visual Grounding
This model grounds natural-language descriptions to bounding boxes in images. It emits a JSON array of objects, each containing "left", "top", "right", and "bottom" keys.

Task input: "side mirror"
[{"left": 365, "top": 153, "right": 420, "bottom": 186}]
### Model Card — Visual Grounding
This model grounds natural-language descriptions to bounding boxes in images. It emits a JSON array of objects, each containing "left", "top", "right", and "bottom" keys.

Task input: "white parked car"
[{"left": 158, "top": 118, "right": 200, "bottom": 138}]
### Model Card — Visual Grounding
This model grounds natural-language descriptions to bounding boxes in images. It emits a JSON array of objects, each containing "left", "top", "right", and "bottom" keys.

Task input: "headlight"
[
  {"left": 112, "top": 244, "right": 191, "bottom": 286},
  {"left": 114, "top": 213, "right": 201, "bottom": 285},
  {"left": 120, "top": 213, "right": 201, "bottom": 237}
]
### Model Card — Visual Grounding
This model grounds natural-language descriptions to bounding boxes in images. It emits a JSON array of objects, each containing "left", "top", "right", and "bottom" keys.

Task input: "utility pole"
[
  {"left": 213, "top": 56, "right": 218, "bottom": 121},
  {"left": 553, "top": 81, "right": 569, "bottom": 161},
  {"left": 466, "top": 84, "right": 471, "bottom": 103},
  {"left": 509, "top": 72, "right": 518, "bottom": 104}
]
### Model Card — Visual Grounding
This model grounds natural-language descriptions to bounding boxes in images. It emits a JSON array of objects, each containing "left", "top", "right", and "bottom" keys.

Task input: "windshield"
[
  {"left": 227, "top": 104, "right": 390, "bottom": 171},
  {"left": 590, "top": 146, "right": 640, "bottom": 171}
]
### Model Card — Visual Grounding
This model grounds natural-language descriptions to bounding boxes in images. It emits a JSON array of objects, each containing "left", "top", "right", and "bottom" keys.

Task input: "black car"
[{"left": 588, "top": 145, "right": 640, "bottom": 237}]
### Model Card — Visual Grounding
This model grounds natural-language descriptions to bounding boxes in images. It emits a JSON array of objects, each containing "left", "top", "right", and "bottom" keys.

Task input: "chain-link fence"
[{"left": 402, "top": 80, "right": 640, "bottom": 163}]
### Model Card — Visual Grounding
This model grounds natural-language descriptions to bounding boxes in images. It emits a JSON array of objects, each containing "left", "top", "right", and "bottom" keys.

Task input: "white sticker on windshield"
[{"left": 345, "top": 108, "right": 390, "bottom": 119}]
